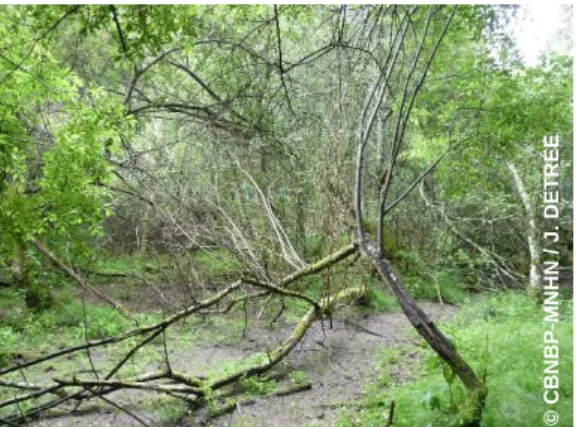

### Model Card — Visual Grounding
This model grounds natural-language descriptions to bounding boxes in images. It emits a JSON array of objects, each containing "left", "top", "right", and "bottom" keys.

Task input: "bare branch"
[
  {"left": 125, "top": 47, "right": 182, "bottom": 107},
  {"left": 110, "top": 5, "right": 128, "bottom": 55},
  {"left": 29, "top": 238, "right": 128, "bottom": 315},
  {"left": 419, "top": 182, "right": 522, "bottom": 281},
  {"left": 273, "top": 5, "right": 294, "bottom": 114},
  {"left": 384, "top": 135, "right": 473, "bottom": 215}
]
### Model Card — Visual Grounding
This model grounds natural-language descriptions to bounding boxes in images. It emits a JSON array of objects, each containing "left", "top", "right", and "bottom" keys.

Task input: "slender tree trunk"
[
  {"left": 507, "top": 162, "right": 541, "bottom": 300},
  {"left": 139, "top": 204, "right": 151, "bottom": 257},
  {"left": 14, "top": 241, "right": 29, "bottom": 293},
  {"left": 30, "top": 238, "right": 126, "bottom": 314},
  {"left": 296, "top": 188, "right": 307, "bottom": 259},
  {"left": 14, "top": 240, "right": 53, "bottom": 309}
]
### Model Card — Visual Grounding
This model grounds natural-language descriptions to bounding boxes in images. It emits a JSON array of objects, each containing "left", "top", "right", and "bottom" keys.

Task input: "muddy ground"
[{"left": 28, "top": 290, "right": 457, "bottom": 427}]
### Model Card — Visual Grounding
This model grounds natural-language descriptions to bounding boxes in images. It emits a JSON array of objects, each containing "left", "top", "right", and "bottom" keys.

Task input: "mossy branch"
[{"left": 0, "top": 243, "right": 359, "bottom": 423}]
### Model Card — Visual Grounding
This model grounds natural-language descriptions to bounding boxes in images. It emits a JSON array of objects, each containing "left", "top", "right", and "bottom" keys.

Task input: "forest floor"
[
  {"left": 205, "top": 302, "right": 457, "bottom": 427},
  {"left": 22, "top": 280, "right": 457, "bottom": 427}
]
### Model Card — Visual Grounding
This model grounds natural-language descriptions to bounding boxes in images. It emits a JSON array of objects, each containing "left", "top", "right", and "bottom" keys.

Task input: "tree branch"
[{"left": 110, "top": 5, "right": 128, "bottom": 55}]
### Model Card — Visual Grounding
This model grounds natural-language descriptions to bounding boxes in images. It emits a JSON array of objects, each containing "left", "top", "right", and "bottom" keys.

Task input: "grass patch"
[
  {"left": 403, "top": 270, "right": 468, "bottom": 305},
  {"left": 146, "top": 396, "right": 188, "bottom": 424},
  {"left": 208, "top": 352, "right": 271, "bottom": 377},
  {"left": 0, "top": 287, "right": 164, "bottom": 367},
  {"left": 89, "top": 253, "right": 165, "bottom": 275},
  {"left": 337, "top": 292, "right": 573, "bottom": 426},
  {"left": 288, "top": 369, "right": 309, "bottom": 385},
  {"left": 80, "top": 253, "right": 167, "bottom": 287},
  {"left": 361, "top": 288, "right": 399, "bottom": 313},
  {"left": 193, "top": 249, "right": 243, "bottom": 278},
  {"left": 239, "top": 374, "right": 277, "bottom": 396}
]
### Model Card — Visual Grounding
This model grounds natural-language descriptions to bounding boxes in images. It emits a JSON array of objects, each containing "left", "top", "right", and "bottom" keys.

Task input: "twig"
[
  {"left": 208, "top": 382, "right": 312, "bottom": 419},
  {"left": 81, "top": 292, "right": 100, "bottom": 379},
  {"left": 342, "top": 318, "right": 386, "bottom": 338},
  {"left": 162, "top": 313, "right": 173, "bottom": 374},
  {"left": 88, "top": 389, "right": 151, "bottom": 427},
  {"left": 124, "top": 48, "right": 181, "bottom": 106},
  {"left": 384, "top": 400, "right": 395, "bottom": 426}
]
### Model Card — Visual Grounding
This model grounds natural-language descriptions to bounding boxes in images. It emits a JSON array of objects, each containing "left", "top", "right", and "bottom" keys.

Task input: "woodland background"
[{"left": 0, "top": 5, "right": 573, "bottom": 427}]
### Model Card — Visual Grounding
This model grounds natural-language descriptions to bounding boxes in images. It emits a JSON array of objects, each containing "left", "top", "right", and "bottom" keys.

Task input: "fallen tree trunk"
[
  {"left": 209, "top": 286, "right": 363, "bottom": 391},
  {"left": 0, "top": 243, "right": 359, "bottom": 424}
]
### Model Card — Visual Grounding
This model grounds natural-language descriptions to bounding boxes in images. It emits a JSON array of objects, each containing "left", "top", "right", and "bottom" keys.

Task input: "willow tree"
[
  {"left": 0, "top": 5, "right": 498, "bottom": 425},
  {"left": 348, "top": 6, "right": 487, "bottom": 422}
]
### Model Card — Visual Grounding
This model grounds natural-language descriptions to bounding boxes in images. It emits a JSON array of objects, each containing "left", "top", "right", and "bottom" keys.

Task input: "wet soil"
[{"left": 29, "top": 299, "right": 456, "bottom": 427}]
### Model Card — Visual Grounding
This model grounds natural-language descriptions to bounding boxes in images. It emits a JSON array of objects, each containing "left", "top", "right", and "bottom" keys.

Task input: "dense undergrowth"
[
  {"left": 0, "top": 249, "right": 470, "bottom": 369},
  {"left": 1, "top": 250, "right": 569, "bottom": 427},
  {"left": 337, "top": 292, "right": 573, "bottom": 427},
  {"left": 0, "top": 286, "right": 163, "bottom": 367}
]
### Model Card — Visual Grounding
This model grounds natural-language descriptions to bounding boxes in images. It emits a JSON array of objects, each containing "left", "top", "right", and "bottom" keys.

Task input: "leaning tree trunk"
[
  {"left": 361, "top": 240, "right": 487, "bottom": 425},
  {"left": 507, "top": 162, "right": 541, "bottom": 301},
  {"left": 349, "top": 6, "right": 486, "bottom": 424}
]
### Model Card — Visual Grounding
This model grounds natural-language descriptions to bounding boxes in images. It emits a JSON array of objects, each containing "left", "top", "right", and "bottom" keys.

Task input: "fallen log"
[
  {"left": 0, "top": 244, "right": 359, "bottom": 424},
  {"left": 207, "top": 382, "right": 313, "bottom": 420}
]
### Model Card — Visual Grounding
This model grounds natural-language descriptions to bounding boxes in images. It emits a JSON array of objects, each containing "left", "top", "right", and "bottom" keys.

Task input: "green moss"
[{"left": 240, "top": 374, "right": 277, "bottom": 396}]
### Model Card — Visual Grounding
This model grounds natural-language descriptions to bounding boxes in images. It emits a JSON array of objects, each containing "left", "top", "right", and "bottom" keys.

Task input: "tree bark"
[
  {"left": 507, "top": 162, "right": 541, "bottom": 300},
  {"left": 361, "top": 240, "right": 486, "bottom": 425},
  {"left": 139, "top": 203, "right": 151, "bottom": 256}
]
